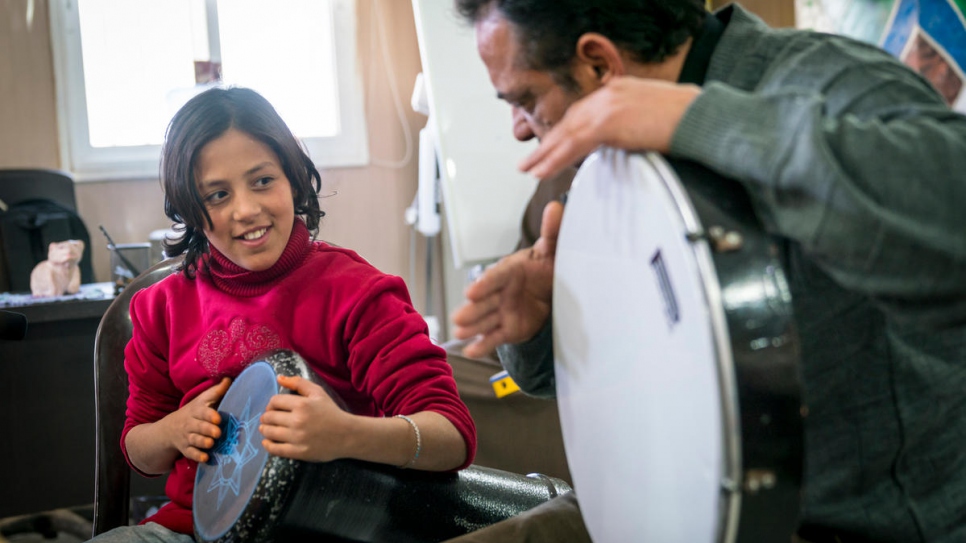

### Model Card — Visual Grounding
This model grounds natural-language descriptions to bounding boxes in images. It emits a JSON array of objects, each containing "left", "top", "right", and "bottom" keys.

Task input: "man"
[
  {"left": 509, "top": 105, "right": 577, "bottom": 251},
  {"left": 450, "top": 1, "right": 966, "bottom": 542}
]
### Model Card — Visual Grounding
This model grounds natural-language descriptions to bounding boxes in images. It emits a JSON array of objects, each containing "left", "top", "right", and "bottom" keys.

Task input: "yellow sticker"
[{"left": 489, "top": 370, "right": 521, "bottom": 398}]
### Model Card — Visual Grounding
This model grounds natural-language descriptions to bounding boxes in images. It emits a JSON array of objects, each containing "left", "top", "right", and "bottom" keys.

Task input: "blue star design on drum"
[{"left": 205, "top": 397, "right": 262, "bottom": 509}]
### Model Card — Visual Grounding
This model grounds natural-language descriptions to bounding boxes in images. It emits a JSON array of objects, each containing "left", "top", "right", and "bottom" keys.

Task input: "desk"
[{"left": 0, "top": 284, "right": 164, "bottom": 517}]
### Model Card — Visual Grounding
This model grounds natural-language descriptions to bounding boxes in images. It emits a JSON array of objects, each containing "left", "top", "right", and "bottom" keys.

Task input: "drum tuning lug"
[
  {"left": 707, "top": 226, "right": 744, "bottom": 252},
  {"left": 743, "top": 469, "right": 777, "bottom": 494},
  {"left": 685, "top": 231, "right": 707, "bottom": 243},
  {"left": 720, "top": 477, "right": 740, "bottom": 493}
]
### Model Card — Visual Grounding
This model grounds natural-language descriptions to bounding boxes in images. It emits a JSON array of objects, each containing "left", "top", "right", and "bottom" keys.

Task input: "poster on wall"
[
  {"left": 881, "top": 0, "right": 966, "bottom": 111},
  {"left": 796, "top": 0, "right": 966, "bottom": 112}
]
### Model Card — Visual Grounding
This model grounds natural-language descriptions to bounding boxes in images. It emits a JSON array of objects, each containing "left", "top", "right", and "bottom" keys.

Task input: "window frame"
[{"left": 48, "top": 0, "right": 369, "bottom": 182}]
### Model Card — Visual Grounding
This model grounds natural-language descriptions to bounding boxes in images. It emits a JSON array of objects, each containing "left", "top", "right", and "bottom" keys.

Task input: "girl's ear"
[{"left": 574, "top": 33, "right": 626, "bottom": 86}]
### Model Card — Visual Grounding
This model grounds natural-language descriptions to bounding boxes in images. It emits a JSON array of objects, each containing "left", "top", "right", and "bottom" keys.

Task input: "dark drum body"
[
  {"left": 193, "top": 349, "right": 572, "bottom": 543},
  {"left": 552, "top": 149, "right": 803, "bottom": 542}
]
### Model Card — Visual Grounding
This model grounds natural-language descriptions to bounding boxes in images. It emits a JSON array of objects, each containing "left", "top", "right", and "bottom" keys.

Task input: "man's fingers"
[
  {"left": 452, "top": 307, "right": 502, "bottom": 341},
  {"left": 461, "top": 329, "right": 508, "bottom": 359},
  {"left": 463, "top": 259, "right": 517, "bottom": 301},
  {"left": 539, "top": 200, "right": 564, "bottom": 246},
  {"left": 529, "top": 133, "right": 595, "bottom": 181},
  {"left": 451, "top": 295, "right": 500, "bottom": 328}
]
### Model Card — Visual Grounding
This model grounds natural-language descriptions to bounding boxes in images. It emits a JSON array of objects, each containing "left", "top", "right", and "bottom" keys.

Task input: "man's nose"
[{"left": 512, "top": 106, "right": 536, "bottom": 142}]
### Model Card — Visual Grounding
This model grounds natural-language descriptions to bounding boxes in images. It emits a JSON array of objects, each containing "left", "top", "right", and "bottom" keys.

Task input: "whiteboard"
[{"left": 411, "top": 0, "right": 538, "bottom": 268}]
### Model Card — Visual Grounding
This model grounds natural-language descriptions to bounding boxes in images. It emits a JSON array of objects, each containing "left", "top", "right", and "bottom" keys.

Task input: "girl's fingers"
[
  {"left": 185, "top": 446, "right": 209, "bottom": 464},
  {"left": 189, "top": 433, "right": 215, "bottom": 450}
]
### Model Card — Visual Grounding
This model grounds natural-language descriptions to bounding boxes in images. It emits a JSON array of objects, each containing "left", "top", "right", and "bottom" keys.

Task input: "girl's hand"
[
  {"left": 166, "top": 377, "right": 231, "bottom": 463},
  {"left": 259, "top": 375, "right": 352, "bottom": 462}
]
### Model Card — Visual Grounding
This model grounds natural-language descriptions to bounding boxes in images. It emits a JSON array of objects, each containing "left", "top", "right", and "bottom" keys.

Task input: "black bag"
[{"left": 0, "top": 198, "right": 94, "bottom": 293}]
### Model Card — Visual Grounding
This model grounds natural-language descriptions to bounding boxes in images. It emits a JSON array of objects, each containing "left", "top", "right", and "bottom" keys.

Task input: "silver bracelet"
[{"left": 395, "top": 414, "right": 421, "bottom": 469}]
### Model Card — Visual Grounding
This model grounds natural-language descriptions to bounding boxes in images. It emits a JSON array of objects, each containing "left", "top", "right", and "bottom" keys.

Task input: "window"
[{"left": 49, "top": 0, "right": 368, "bottom": 181}]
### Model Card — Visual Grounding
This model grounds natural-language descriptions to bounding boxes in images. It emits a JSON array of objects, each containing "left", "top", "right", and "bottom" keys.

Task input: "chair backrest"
[
  {"left": 0, "top": 169, "right": 94, "bottom": 292},
  {"left": 92, "top": 257, "right": 181, "bottom": 536},
  {"left": 0, "top": 169, "right": 77, "bottom": 211}
]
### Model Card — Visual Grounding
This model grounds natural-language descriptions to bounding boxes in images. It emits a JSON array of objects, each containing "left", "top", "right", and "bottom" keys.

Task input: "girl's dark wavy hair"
[
  {"left": 160, "top": 86, "right": 324, "bottom": 278},
  {"left": 456, "top": 0, "right": 706, "bottom": 90}
]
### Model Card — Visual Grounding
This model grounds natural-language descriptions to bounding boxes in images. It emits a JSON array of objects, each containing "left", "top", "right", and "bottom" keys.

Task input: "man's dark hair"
[
  {"left": 456, "top": 0, "right": 706, "bottom": 88},
  {"left": 160, "top": 86, "right": 324, "bottom": 278}
]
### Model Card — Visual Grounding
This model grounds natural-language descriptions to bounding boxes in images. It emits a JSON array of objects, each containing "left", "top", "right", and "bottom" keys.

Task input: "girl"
[{"left": 91, "top": 87, "right": 476, "bottom": 542}]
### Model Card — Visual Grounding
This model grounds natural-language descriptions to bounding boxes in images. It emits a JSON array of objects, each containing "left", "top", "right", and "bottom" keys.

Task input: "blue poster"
[{"left": 881, "top": 0, "right": 966, "bottom": 110}]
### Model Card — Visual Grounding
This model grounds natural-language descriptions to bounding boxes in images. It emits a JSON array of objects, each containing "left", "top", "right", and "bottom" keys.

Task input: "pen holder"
[{"left": 110, "top": 243, "right": 151, "bottom": 294}]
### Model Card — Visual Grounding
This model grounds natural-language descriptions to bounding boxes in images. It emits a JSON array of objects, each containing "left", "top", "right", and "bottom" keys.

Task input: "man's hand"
[
  {"left": 452, "top": 201, "right": 564, "bottom": 358},
  {"left": 520, "top": 77, "right": 701, "bottom": 180}
]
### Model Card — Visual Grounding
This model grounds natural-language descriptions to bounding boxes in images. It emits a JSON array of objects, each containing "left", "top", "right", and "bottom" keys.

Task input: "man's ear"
[{"left": 575, "top": 33, "right": 626, "bottom": 85}]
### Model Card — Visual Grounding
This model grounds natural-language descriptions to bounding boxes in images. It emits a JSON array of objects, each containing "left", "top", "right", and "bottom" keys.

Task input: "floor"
[{"left": 0, "top": 507, "right": 91, "bottom": 543}]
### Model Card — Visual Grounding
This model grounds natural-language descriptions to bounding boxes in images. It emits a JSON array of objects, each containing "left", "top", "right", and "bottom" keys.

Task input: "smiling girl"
[{"left": 88, "top": 87, "right": 476, "bottom": 542}]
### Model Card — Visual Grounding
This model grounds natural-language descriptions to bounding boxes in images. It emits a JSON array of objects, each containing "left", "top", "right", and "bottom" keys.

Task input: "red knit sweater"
[{"left": 121, "top": 220, "right": 476, "bottom": 534}]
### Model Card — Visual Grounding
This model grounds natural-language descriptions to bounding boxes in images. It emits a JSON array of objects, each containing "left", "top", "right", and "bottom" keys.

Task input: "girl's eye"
[
  {"left": 204, "top": 190, "right": 229, "bottom": 205},
  {"left": 254, "top": 176, "right": 273, "bottom": 188}
]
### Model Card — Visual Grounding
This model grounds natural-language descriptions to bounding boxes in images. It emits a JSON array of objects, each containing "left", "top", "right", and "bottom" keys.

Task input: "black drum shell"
[
  {"left": 667, "top": 157, "right": 803, "bottom": 542},
  {"left": 193, "top": 349, "right": 572, "bottom": 543}
]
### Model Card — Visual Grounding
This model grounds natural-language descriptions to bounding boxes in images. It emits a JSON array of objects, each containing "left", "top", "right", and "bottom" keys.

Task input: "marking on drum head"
[
  {"left": 206, "top": 397, "right": 262, "bottom": 509},
  {"left": 650, "top": 249, "right": 680, "bottom": 327}
]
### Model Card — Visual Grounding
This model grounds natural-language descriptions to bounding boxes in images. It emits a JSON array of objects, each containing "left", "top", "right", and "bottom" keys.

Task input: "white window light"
[{"left": 49, "top": 0, "right": 369, "bottom": 181}]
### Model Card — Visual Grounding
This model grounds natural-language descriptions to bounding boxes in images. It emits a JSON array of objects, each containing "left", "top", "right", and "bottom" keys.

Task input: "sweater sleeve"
[
  {"left": 496, "top": 319, "right": 557, "bottom": 399},
  {"left": 120, "top": 286, "right": 182, "bottom": 475},
  {"left": 670, "top": 39, "right": 966, "bottom": 329},
  {"left": 342, "top": 275, "right": 477, "bottom": 469}
]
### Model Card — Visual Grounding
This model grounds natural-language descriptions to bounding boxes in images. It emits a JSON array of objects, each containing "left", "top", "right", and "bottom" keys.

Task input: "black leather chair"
[
  {"left": 0, "top": 168, "right": 78, "bottom": 212},
  {"left": 91, "top": 257, "right": 571, "bottom": 540}
]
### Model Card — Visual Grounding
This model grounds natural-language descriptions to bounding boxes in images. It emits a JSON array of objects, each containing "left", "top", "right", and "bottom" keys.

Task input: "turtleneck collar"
[{"left": 203, "top": 218, "right": 311, "bottom": 297}]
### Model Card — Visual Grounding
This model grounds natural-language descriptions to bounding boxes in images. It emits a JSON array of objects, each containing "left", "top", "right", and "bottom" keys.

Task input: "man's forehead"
[
  {"left": 476, "top": 12, "right": 546, "bottom": 94},
  {"left": 476, "top": 10, "right": 532, "bottom": 66}
]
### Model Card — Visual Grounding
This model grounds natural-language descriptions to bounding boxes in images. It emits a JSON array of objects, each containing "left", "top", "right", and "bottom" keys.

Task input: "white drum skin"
[{"left": 553, "top": 149, "right": 802, "bottom": 542}]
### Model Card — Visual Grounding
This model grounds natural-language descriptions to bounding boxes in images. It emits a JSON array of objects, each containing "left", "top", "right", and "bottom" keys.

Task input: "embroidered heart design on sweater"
[{"left": 198, "top": 316, "right": 282, "bottom": 376}]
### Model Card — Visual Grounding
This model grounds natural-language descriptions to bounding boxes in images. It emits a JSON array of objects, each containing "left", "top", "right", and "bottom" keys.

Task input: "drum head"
[
  {"left": 194, "top": 350, "right": 318, "bottom": 543},
  {"left": 553, "top": 150, "right": 739, "bottom": 541}
]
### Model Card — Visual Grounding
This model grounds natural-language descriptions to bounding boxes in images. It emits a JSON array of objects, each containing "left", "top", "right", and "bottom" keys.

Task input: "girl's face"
[{"left": 194, "top": 128, "right": 295, "bottom": 272}]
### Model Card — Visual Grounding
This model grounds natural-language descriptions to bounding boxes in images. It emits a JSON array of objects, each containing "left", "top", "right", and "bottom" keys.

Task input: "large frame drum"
[
  {"left": 553, "top": 149, "right": 803, "bottom": 542},
  {"left": 193, "top": 349, "right": 572, "bottom": 543}
]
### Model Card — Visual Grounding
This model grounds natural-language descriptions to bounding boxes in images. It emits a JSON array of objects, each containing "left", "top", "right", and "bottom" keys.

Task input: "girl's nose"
[{"left": 232, "top": 190, "right": 261, "bottom": 221}]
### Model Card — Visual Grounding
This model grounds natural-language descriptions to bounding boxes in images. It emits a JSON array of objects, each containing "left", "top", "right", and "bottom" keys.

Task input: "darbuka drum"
[
  {"left": 194, "top": 349, "right": 572, "bottom": 543},
  {"left": 553, "top": 150, "right": 803, "bottom": 542}
]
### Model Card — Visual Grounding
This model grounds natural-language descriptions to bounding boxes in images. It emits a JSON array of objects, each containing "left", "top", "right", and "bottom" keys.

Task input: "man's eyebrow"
[{"left": 497, "top": 90, "right": 531, "bottom": 104}]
